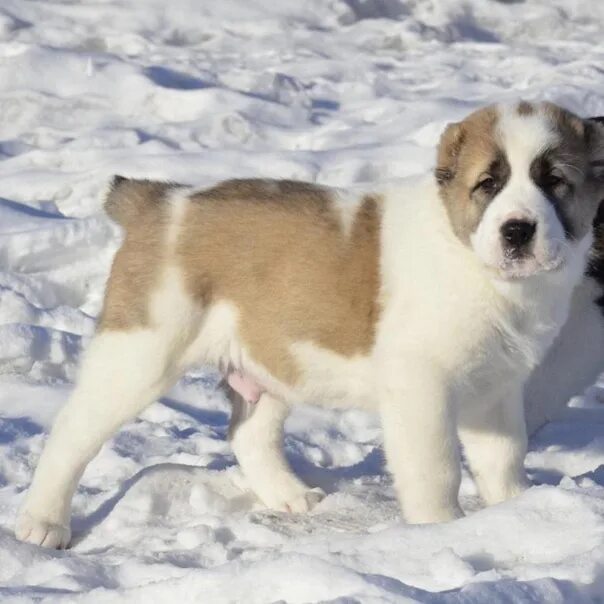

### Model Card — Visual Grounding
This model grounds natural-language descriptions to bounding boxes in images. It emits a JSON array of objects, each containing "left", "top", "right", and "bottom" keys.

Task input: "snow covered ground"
[{"left": 0, "top": 0, "right": 604, "bottom": 601}]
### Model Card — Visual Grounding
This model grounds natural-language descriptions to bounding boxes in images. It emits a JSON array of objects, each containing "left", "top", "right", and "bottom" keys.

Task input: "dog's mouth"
[{"left": 495, "top": 253, "right": 565, "bottom": 280}]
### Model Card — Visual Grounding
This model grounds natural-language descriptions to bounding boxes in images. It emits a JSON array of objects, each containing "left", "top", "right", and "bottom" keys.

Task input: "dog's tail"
[{"left": 104, "top": 175, "right": 177, "bottom": 227}]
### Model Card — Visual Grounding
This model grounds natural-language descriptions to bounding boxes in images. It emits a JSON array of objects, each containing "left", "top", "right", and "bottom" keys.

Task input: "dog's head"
[{"left": 436, "top": 101, "right": 604, "bottom": 280}]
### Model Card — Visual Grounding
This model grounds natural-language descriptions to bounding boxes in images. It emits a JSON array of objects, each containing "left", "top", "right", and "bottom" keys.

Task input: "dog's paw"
[
  {"left": 15, "top": 511, "right": 71, "bottom": 549},
  {"left": 277, "top": 487, "right": 326, "bottom": 513}
]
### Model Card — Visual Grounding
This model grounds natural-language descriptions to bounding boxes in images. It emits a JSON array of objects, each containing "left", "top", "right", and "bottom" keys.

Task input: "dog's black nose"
[{"left": 500, "top": 220, "right": 536, "bottom": 248}]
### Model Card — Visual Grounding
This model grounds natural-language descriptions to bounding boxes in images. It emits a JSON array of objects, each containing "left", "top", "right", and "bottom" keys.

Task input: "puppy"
[{"left": 16, "top": 101, "right": 604, "bottom": 548}]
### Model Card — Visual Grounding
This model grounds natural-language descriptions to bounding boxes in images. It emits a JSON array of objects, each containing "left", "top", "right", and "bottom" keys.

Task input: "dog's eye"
[
  {"left": 476, "top": 176, "right": 497, "bottom": 194},
  {"left": 543, "top": 169, "right": 566, "bottom": 189}
]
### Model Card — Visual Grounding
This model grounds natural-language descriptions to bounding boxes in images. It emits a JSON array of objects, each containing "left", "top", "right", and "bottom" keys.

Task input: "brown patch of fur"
[
  {"left": 99, "top": 178, "right": 176, "bottom": 330},
  {"left": 194, "top": 178, "right": 332, "bottom": 205},
  {"left": 104, "top": 177, "right": 177, "bottom": 227},
  {"left": 543, "top": 102, "right": 585, "bottom": 138},
  {"left": 435, "top": 105, "right": 505, "bottom": 243},
  {"left": 178, "top": 179, "right": 382, "bottom": 385}
]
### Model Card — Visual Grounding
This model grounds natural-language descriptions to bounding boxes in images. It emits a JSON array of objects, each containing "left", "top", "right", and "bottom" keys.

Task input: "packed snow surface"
[{"left": 0, "top": 0, "right": 604, "bottom": 601}]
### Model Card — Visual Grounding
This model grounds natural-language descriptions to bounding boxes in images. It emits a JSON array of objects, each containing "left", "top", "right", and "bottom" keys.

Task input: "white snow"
[{"left": 0, "top": 0, "right": 604, "bottom": 601}]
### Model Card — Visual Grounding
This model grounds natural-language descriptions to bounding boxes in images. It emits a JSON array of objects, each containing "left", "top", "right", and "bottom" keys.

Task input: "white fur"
[
  {"left": 228, "top": 390, "right": 325, "bottom": 512},
  {"left": 289, "top": 341, "right": 373, "bottom": 408},
  {"left": 331, "top": 187, "right": 367, "bottom": 238},
  {"left": 372, "top": 166, "right": 588, "bottom": 521},
  {"left": 15, "top": 328, "right": 182, "bottom": 547},
  {"left": 17, "top": 106, "right": 597, "bottom": 545},
  {"left": 165, "top": 186, "right": 191, "bottom": 248}
]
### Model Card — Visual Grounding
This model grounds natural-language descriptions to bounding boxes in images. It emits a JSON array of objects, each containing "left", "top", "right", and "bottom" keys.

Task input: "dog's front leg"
[
  {"left": 380, "top": 362, "right": 463, "bottom": 524},
  {"left": 458, "top": 385, "right": 530, "bottom": 506}
]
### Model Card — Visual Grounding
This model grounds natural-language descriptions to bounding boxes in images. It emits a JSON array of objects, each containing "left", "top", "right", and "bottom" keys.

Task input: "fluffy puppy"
[{"left": 16, "top": 102, "right": 604, "bottom": 548}]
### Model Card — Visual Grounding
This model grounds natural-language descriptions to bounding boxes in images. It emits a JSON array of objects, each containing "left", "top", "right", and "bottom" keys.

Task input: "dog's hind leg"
[
  {"left": 228, "top": 387, "right": 325, "bottom": 513},
  {"left": 15, "top": 326, "right": 188, "bottom": 548}
]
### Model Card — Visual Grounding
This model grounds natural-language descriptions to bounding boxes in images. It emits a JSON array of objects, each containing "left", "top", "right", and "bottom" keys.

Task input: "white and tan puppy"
[{"left": 16, "top": 101, "right": 604, "bottom": 548}]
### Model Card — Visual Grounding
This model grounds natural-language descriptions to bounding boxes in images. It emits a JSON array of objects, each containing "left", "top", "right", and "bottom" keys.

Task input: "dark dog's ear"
[
  {"left": 435, "top": 122, "right": 464, "bottom": 185},
  {"left": 586, "top": 118, "right": 604, "bottom": 183}
]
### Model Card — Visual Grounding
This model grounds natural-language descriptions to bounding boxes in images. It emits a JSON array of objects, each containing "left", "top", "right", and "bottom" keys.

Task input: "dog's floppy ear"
[
  {"left": 435, "top": 122, "right": 465, "bottom": 185},
  {"left": 587, "top": 117, "right": 604, "bottom": 183}
]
